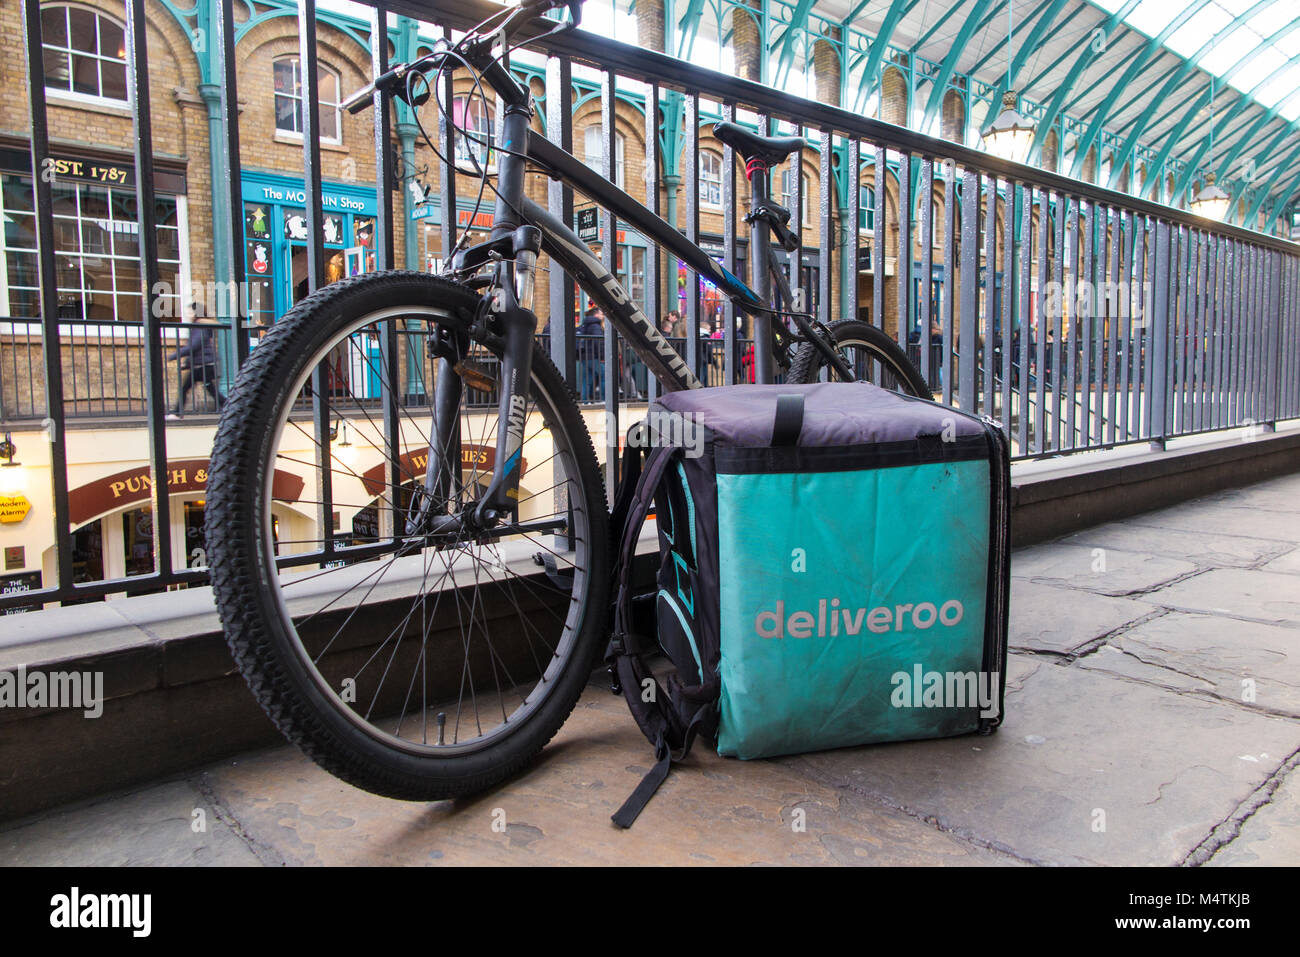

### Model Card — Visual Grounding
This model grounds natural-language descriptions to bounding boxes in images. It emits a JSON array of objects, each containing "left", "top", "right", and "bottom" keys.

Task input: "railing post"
[
  {"left": 1148, "top": 219, "right": 1171, "bottom": 450},
  {"left": 1266, "top": 249, "right": 1282, "bottom": 430},
  {"left": 21, "top": 0, "right": 74, "bottom": 596}
]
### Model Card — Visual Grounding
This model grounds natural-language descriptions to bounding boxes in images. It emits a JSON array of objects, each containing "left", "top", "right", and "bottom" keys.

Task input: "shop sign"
[
  {"left": 68, "top": 459, "right": 305, "bottom": 525},
  {"left": 0, "top": 495, "right": 31, "bottom": 524},
  {"left": 255, "top": 183, "right": 370, "bottom": 213},
  {"left": 457, "top": 209, "right": 495, "bottom": 230},
  {"left": 359, "top": 445, "right": 521, "bottom": 498},
  {"left": 1, "top": 571, "right": 41, "bottom": 615},
  {"left": 45, "top": 154, "right": 133, "bottom": 187},
  {"left": 577, "top": 207, "right": 599, "bottom": 243}
]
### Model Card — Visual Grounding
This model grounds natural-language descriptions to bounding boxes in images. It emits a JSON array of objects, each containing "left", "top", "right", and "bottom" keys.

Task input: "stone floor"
[{"left": 4, "top": 472, "right": 1300, "bottom": 866}]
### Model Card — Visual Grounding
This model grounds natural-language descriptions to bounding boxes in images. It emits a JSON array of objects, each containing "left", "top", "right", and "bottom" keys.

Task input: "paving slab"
[
  {"left": 1080, "top": 612, "right": 1300, "bottom": 718},
  {"left": 1011, "top": 543, "right": 1198, "bottom": 596},
  {"left": 780, "top": 663, "right": 1300, "bottom": 866},
  {"left": 1059, "top": 523, "right": 1287, "bottom": 569},
  {"left": 153, "top": 685, "right": 1014, "bottom": 867},
  {"left": 1008, "top": 580, "right": 1157, "bottom": 654},
  {"left": 0, "top": 780, "right": 262, "bottom": 866},
  {"left": 1209, "top": 474, "right": 1300, "bottom": 513},
  {"left": 1146, "top": 568, "right": 1300, "bottom": 627},
  {"left": 1205, "top": 763, "right": 1300, "bottom": 866},
  {"left": 1125, "top": 502, "right": 1300, "bottom": 543},
  {"left": 1260, "top": 547, "right": 1300, "bottom": 576}
]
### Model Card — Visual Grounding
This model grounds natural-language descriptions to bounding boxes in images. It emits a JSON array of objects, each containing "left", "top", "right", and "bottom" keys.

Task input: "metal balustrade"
[{"left": 4, "top": 0, "right": 1300, "bottom": 608}]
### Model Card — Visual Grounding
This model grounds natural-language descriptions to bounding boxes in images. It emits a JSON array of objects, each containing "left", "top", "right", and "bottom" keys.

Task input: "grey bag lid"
[{"left": 651, "top": 382, "right": 986, "bottom": 448}]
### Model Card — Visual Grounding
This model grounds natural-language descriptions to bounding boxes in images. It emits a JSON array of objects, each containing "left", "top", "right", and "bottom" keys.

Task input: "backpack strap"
[{"left": 606, "top": 442, "right": 707, "bottom": 828}]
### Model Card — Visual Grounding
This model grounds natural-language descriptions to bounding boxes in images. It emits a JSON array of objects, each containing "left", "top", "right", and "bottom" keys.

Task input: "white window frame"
[
  {"left": 700, "top": 151, "right": 723, "bottom": 209},
  {"left": 779, "top": 168, "right": 810, "bottom": 226},
  {"left": 273, "top": 56, "right": 343, "bottom": 146},
  {"left": 858, "top": 183, "right": 876, "bottom": 235},
  {"left": 41, "top": 3, "right": 129, "bottom": 109},
  {"left": 583, "top": 126, "right": 626, "bottom": 189},
  {"left": 452, "top": 94, "right": 494, "bottom": 173},
  {"left": 0, "top": 173, "right": 185, "bottom": 337}
]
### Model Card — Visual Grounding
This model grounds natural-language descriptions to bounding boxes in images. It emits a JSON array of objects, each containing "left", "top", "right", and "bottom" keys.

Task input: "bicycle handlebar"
[{"left": 342, "top": 0, "right": 582, "bottom": 115}]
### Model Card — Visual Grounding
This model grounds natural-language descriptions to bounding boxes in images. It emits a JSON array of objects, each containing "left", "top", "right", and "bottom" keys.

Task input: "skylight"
[{"left": 1092, "top": 0, "right": 1300, "bottom": 121}]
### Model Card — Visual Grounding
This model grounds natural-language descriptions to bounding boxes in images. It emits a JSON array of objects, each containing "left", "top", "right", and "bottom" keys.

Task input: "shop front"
[{"left": 240, "top": 170, "right": 379, "bottom": 327}]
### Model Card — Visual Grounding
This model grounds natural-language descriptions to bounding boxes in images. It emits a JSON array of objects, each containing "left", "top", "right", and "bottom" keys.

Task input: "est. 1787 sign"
[{"left": 0, "top": 495, "right": 31, "bottom": 524}]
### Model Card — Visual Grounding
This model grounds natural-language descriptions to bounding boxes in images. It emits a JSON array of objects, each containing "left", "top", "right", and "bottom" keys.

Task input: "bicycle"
[{"left": 207, "top": 0, "right": 928, "bottom": 802}]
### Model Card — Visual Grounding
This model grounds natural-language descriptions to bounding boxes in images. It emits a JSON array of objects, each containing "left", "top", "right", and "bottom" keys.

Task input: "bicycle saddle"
[{"left": 712, "top": 121, "right": 803, "bottom": 169}]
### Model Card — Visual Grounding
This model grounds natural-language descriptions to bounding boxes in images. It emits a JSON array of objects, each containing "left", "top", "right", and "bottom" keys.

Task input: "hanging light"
[
  {"left": 1189, "top": 78, "right": 1230, "bottom": 221},
  {"left": 982, "top": 91, "right": 1036, "bottom": 163},
  {"left": 981, "top": 2, "right": 1036, "bottom": 164},
  {"left": 1190, "top": 172, "right": 1231, "bottom": 221}
]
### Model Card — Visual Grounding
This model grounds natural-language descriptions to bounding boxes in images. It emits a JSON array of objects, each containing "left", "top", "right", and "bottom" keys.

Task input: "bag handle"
[{"left": 772, "top": 392, "right": 805, "bottom": 446}]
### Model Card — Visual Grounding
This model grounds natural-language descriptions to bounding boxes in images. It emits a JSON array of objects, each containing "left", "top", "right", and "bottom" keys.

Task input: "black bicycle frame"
[{"left": 426, "top": 40, "right": 850, "bottom": 520}]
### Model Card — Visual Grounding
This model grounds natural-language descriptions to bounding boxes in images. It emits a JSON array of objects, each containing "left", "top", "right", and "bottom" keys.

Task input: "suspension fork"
[
  {"left": 422, "top": 325, "right": 468, "bottom": 515},
  {"left": 476, "top": 272, "right": 537, "bottom": 526}
]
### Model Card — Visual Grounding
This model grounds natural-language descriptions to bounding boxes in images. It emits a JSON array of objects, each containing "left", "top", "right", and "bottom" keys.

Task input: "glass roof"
[{"left": 1091, "top": 0, "right": 1300, "bottom": 121}]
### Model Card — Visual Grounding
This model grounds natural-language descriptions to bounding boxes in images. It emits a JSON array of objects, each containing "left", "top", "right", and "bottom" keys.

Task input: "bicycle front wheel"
[
  {"left": 787, "top": 319, "right": 931, "bottom": 397},
  {"left": 207, "top": 271, "right": 609, "bottom": 801}
]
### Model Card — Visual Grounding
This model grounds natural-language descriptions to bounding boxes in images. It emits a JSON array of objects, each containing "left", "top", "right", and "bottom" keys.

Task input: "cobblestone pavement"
[{"left": 4, "top": 473, "right": 1299, "bottom": 865}]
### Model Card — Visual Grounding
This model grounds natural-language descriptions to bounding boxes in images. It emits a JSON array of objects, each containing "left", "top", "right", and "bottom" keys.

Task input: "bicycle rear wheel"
[
  {"left": 207, "top": 271, "right": 609, "bottom": 800},
  {"left": 787, "top": 319, "right": 931, "bottom": 397}
]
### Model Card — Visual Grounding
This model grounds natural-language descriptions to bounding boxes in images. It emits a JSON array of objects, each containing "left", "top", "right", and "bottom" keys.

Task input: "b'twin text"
[
  {"left": 754, "top": 598, "right": 965, "bottom": 639},
  {"left": 50, "top": 887, "right": 151, "bottom": 937}
]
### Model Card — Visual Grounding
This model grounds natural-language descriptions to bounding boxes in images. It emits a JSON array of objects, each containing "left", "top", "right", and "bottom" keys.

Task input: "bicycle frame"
[{"left": 418, "top": 40, "right": 848, "bottom": 525}]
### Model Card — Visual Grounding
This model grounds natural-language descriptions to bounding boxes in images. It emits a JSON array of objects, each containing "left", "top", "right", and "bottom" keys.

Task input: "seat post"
[{"left": 748, "top": 160, "right": 774, "bottom": 384}]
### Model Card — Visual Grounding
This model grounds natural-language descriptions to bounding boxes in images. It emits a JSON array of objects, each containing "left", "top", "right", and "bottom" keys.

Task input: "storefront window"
[
  {"left": 71, "top": 519, "right": 104, "bottom": 584},
  {"left": 183, "top": 499, "right": 207, "bottom": 569},
  {"left": 122, "top": 505, "right": 153, "bottom": 577},
  {"left": 244, "top": 202, "right": 275, "bottom": 330},
  {"left": 241, "top": 175, "right": 378, "bottom": 323},
  {"left": 42, "top": 5, "right": 127, "bottom": 104},
  {"left": 0, "top": 173, "right": 182, "bottom": 323}
]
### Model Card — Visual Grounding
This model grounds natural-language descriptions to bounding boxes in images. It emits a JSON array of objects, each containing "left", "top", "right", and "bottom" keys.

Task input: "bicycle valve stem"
[{"left": 436, "top": 711, "right": 447, "bottom": 746}]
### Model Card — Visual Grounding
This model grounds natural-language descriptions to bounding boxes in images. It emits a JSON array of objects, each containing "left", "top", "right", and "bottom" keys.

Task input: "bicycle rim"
[{"left": 256, "top": 304, "right": 597, "bottom": 759}]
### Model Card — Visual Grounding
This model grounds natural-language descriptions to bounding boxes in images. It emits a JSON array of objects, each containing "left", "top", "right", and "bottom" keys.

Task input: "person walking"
[
  {"left": 577, "top": 304, "right": 605, "bottom": 402},
  {"left": 166, "top": 304, "right": 226, "bottom": 420}
]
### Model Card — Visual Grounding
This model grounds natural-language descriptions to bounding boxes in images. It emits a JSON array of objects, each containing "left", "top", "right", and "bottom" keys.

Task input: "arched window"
[
  {"left": 274, "top": 56, "right": 342, "bottom": 144},
  {"left": 583, "top": 126, "right": 625, "bottom": 189},
  {"left": 42, "top": 4, "right": 127, "bottom": 104},
  {"left": 699, "top": 151, "right": 722, "bottom": 207}
]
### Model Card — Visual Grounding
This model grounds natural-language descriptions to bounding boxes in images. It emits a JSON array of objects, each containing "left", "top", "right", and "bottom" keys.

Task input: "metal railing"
[{"left": 5, "top": 0, "right": 1300, "bottom": 609}]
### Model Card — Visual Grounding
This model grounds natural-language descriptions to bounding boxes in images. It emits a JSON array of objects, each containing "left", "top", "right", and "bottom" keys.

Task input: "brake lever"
[{"left": 520, "top": 0, "right": 581, "bottom": 44}]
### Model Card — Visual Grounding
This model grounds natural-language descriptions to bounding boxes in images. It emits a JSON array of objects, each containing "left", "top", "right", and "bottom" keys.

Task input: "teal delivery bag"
[{"left": 607, "top": 382, "right": 1011, "bottom": 827}]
